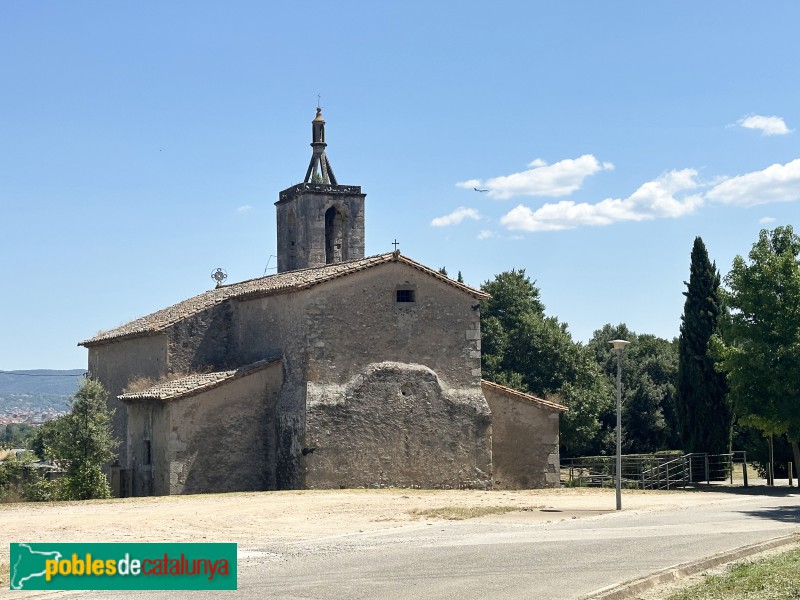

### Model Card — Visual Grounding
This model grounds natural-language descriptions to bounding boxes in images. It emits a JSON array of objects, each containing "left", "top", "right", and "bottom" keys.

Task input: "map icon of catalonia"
[{"left": 11, "top": 544, "right": 63, "bottom": 590}]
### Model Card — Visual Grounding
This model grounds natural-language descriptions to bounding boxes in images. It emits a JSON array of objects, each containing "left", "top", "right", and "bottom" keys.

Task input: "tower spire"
[{"left": 303, "top": 107, "right": 338, "bottom": 185}]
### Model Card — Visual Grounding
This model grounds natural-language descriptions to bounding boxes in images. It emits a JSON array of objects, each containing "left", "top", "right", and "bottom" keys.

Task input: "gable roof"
[
  {"left": 81, "top": 252, "right": 488, "bottom": 346},
  {"left": 118, "top": 359, "right": 279, "bottom": 403},
  {"left": 480, "top": 380, "right": 568, "bottom": 413}
]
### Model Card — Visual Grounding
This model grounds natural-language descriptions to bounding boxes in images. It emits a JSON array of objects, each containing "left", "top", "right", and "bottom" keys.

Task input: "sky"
[{"left": 2, "top": 2, "right": 799, "bottom": 370}]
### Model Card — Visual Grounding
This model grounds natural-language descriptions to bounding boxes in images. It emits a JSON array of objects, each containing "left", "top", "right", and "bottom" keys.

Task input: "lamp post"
[{"left": 609, "top": 339, "right": 629, "bottom": 511}]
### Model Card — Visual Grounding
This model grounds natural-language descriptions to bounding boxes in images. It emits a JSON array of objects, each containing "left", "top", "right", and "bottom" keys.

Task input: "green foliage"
[
  {"left": 0, "top": 423, "right": 37, "bottom": 449},
  {"left": 665, "top": 547, "right": 800, "bottom": 600},
  {"left": 733, "top": 427, "right": 794, "bottom": 478},
  {"left": 22, "top": 473, "right": 61, "bottom": 502},
  {"left": 35, "top": 378, "right": 117, "bottom": 500},
  {"left": 589, "top": 324, "right": 679, "bottom": 454},
  {"left": 457, "top": 271, "right": 464, "bottom": 284},
  {"left": 438, "top": 266, "right": 448, "bottom": 277},
  {"left": 480, "top": 270, "right": 613, "bottom": 456},
  {"left": 719, "top": 226, "right": 800, "bottom": 442},
  {"left": 0, "top": 453, "right": 29, "bottom": 502},
  {"left": 0, "top": 452, "right": 60, "bottom": 503},
  {"left": 677, "top": 237, "right": 730, "bottom": 454}
]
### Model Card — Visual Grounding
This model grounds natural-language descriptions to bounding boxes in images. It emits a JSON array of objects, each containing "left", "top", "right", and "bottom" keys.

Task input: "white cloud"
[
  {"left": 457, "top": 154, "right": 613, "bottom": 200},
  {"left": 737, "top": 114, "right": 792, "bottom": 136},
  {"left": 456, "top": 179, "right": 482, "bottom": 189},
  {"left": 430, "top": 207, "right": 481, "bottom": 227},
  {"left": 235, "top": 205, "right": 253, "bottom": 213},
  {"left": 500, "top": 169, "right": 703, "bottom": 232},
  {"left": 705, "top": 158, "right": 800, "bottom": 206},
  {"left": 759, "top": 216, "right": 776, "bottom": 224},
  {"left": 477, "top": 229, "right": 495, "bottom": 240}
]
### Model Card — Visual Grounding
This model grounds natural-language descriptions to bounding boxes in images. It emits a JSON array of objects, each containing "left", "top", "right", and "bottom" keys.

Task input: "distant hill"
[
  {"left": 0, "top": 370, "right": 84, "bottom": 420},
  {"left": 0, "top": 369, "right": 85, "bottom": 396}
]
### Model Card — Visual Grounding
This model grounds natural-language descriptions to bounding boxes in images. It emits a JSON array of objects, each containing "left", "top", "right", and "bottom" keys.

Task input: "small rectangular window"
[
  {"left": 143, "top": 440, "right": 151, "bottom": 465},
  {"left": 396, "top": 289, "right": 415, "bottom": 303}
]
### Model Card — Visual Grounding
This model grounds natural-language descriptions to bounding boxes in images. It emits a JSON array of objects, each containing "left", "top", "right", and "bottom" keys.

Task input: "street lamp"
[{"left": 609, "top": 339, "right": 629, "bottom": 510}]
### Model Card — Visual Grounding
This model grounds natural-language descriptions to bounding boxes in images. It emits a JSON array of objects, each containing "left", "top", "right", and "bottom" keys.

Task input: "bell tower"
[{"left": 276, "top": 108, "right": 366, "bottom": 273}]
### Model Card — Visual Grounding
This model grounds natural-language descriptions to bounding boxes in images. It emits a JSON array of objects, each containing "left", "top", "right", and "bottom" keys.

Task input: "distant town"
[
  {"left": 0, "top": 369, "right": 83, "bottom": 426},
  {"left": 0, "top": 397, "right": 70, "bottom": 426}
]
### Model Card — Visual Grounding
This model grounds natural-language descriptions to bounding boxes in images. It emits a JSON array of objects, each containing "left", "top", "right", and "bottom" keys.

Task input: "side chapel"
[{"left": 80, "top": 108, "right": 566, "bottom": 496}]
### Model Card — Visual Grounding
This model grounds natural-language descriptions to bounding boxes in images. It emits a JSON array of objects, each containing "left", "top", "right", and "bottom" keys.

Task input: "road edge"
[{"left": 581, "top": 533, "right": 800, "bottom": 600}]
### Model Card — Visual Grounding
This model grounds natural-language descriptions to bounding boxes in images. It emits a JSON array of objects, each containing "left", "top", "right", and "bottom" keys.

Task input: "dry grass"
[
  {"left": 123, "top": 372, "right": 190, "bottom": 394},
  {"left": 409, "top": 505, "right": 543, "bottom": 520}
]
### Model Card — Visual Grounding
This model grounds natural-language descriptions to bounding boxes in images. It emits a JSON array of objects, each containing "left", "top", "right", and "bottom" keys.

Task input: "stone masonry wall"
[
  {"left": 232, "top": 262, "right": 486, "bottom": 489},
  {"left": 88, "top": 335, "right": 168, "bottom": 467},
  {"left": 482, "top": 383, "right": 561, "bottom": 488},
  {"left": 302, "top": 262, "right": 482, "bottom": 390},
  {"left": 159, "top": 363, "right": 282, "bottom": 495},
  {"left": 300, "top": 263, "right": 490, "bottom": 488},
  {"left": 232, "top": 294, "right": 310, "bottom": 489},
  {"left": 166, "top": 301, "right": 235, "bottom": 374},
  {"left": 276, "top": 187, "right": 365, "bottom": 272},
  {"left": 305, "top": 362, "right": 491, "bottom": 489}
]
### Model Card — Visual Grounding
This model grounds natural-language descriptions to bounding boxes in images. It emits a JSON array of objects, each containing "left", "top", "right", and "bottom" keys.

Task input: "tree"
[
  {"left": 35, "top": 378, "right": 117, "bottom": 500},
  {"left": 676, "top": 237, "right": 730, "bottom": 454},
  {"left": 719, "top": 226, "right": 800, "bottom": 472},
  {"left": 589, "top": 324, "right": 679, "bottom": 454},
  {"left": 457, "top": 271, "right": 464, "bottom": 284},
  {"left": 481, "top": 270, "right": 613, "bottom": 455},
  {"left": 0, "top": 423, "right": 37, "bottom": 449},
  {"left": 438, "top": 266, "right": 448, "bottom": 277}
]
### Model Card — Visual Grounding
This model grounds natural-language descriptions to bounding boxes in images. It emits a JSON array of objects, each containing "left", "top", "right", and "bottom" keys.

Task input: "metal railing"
[{"left": 561, "top": 451, "right": 749, "bottom": 489}]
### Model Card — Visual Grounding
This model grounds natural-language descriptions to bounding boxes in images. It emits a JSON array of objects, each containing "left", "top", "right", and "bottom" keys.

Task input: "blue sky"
[{"left": 2, "top": 2, "right": 799, "bottom": 370}]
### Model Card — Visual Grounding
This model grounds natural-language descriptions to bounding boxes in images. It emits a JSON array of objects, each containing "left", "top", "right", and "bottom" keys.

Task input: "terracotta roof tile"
[
  {"left": 118, "top": 359, "right": 278, "bottom": 403},
  {"left": 481, "top": 379, "right": 568, "bottom": 412},
  {"left": 81, "top": 252, "right": 488, "bottom": 346}
]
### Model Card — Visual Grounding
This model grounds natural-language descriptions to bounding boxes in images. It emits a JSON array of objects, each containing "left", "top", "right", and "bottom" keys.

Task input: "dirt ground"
[{"left": 1, "top": 486, "right": 750, "bottom": 592}]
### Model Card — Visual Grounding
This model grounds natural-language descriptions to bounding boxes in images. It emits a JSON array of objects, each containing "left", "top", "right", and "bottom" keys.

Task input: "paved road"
[
  {"left": 239, "top": 488, "right": 800, "bottom": 600},
  {"left": 43, "top": 487, "right": 799, "bottom": 600}
]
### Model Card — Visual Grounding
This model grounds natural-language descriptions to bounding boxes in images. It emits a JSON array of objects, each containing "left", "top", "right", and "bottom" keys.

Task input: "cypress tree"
[{"left": 677, "top": 237, "right": 730, "bottom": 454}]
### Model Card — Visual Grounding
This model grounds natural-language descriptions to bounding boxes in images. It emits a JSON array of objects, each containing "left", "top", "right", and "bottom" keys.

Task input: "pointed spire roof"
[{"left": 303, "top": 107, "right": 338, "bottom": 185}]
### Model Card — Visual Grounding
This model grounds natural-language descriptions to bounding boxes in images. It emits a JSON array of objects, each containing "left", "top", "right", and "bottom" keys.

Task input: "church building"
[{"left": 80, "top": 108, "right": 566, "bottom": 496}]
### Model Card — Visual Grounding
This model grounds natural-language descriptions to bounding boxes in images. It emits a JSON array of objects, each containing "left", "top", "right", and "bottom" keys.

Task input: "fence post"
[
  {"left": 730, "top": 456, "right": 733, "bottom": 484},
  {"left": 705, "top": 454, "right": 710, "bottom": 485},
  {"left": 683, "top": 455, "right": 688, "bottom": 489},
  {"left": 743, "top": 452, "right": 748, "bottom": 488},
  {"left": 790, "top": 462, "right": 794, "bottom": 487}
]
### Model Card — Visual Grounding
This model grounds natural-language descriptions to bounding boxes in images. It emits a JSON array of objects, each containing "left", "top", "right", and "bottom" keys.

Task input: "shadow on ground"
[
  {"left": 682, "top": 484, "right": 799, "bottom": 498},
  {"left": 735, "top": 504, "right": 800, "bottom": 524}
]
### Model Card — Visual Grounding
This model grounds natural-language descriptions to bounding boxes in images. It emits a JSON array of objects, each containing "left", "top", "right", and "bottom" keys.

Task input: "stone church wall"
[
  {"left": 125, "top": 399, "right": 166, "bottom": 496},
  {"left": 88, "top": 334, "right": 168, "bottom": 466},
  {"left": 300, "top": 263, "right": 490, "bottom": 488},
  {"left": 302, "top": 262, "right": 483, "bottom": 389},
  {"left": 166, "top": 302, "right": 235, "bottom": 373},
  {"left": 482, "top": 384, "right": 561, "bottom": 488},
  {"left": 125, "top": 362, "right": 282, "bottom": 495},
  {"left": 232, "top": 293, "right": 310, "bottom": 489},
  {"left": 305, "top": 362, "right": 491, "bottom": 489}
]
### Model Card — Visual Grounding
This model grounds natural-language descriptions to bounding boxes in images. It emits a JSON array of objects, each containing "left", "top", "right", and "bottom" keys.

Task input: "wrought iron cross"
[{"left": 392, "top": 239, "right": 400, "bottom": 250}]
